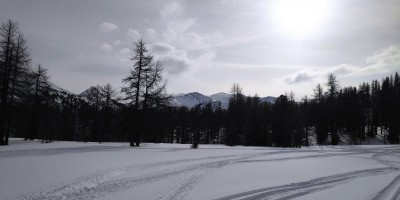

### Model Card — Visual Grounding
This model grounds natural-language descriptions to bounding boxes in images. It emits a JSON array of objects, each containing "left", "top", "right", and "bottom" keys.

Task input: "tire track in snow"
[
  {"left": 66, "top": 153, "right": 268, "bottom": 200},
  {"left": 15, "top": 153, "right": 269, "bottom": 200},
  {"left": 213, "top": 167, "right": 395, "bottom": 200},
  {"left": 160, "top": 169, "right": 209, "bottom": 200},
  {"left": 372, "top": 148, "right": 400, "bottom": 170},
  {"left": 214, "top": 146, "right": 400, "bottom": 200},
  {"left": 158, "top": 153, "right": 269, "bottom": 200},
  {"left": 238, "top": 151, "right": 368, "bottom": 163},
  {"left": 13, "top": 154, "right": 239, "bottom": 200},
  {"left": 372, "top": 174, "right": 400, "bottom": 200},
  {"left": 150, "top": 148, "right": 391, "bottom": 200},
  {"left": 12, "top": 150, "right": 325, "bottom": 200},
  {"left": 370, "top": 146, "right": 400, "bottom": 200},
  {"left": 14, "top": 146, "right": 400, "bottom": 200}
]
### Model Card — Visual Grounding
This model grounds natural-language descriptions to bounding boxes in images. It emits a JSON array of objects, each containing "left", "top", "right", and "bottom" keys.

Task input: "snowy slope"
[
  {"left": 210, "top": 92, "right": 231, "bottom": 108},
  {"left": 173, "top": 92, "right": 214, "bottom": 108},
  {"left": 261, "top": 96, "right": 277, "bottom": 103},
  {"left": 78, "top": 86, "right": 99, "bottom": 103},
  {"left": 78, "top": 86, "right": 96, "bottom": 98},
  {"left": 0, "top": 139, "right": 399, "bottom": 200},
  {"left": 47, "top": 82, "right": 81, "bottom": 105},
  {"left": 49, "top": 82, "right": 74, "bottom": 95}
]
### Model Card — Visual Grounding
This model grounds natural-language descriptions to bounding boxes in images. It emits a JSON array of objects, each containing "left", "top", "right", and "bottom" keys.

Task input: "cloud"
[
  {"left": 329, "top": 46, "right": 400, "bottom": 77},
  {"left": 280, "top": 46, "right": 400, "bottom": 86},
  {"left": 100, "top": 22, "right": 119, "bottom": 33},
  {"left": 100, "top": 43, "right": 114, "bottom": 51},
  {"left": 161, "top": 18, "right": 197, "bottom": 43},
  {"left": 102, "top": 1, "right": 215, "bottom": 77},
  {"left": 163, "top": 21, "right": 195, "bottom": 43},
  {"left": 144, "top": 28, "right": 157, "bottom": 42},
  {"left": 169, "top": 18, "right": 197, "bottom": 33},
  {"left": 118, "top": 48, "right": 131, "bottom": 63},
  {"left": 143, "top": 1, "right": 216, "bottom": 76},
  {"left": 160, "top": 1, "right": 182, "bottom": 18},
  {"left": 112, "top": 40, "right": 121, "bottom": 46},
  {"left": 363, "top": 45, "right": 400, "bottom": 74},
  {"left": 149, "top": 42, "right": 190, "bottom": 75},
  {"left": 126, "top": 28, "right": 141, "bottom": 42},
  {"left": 119, "top": 47, "right": 130, "bottom": 55},
  {"left": 117, "top": 41, "right": 191, "bottom": 75},
  {"left": 284, "top": 72, "right": 314, "bottom": 84},
  {"left": 158, "top": 1, "right": 197, "bottom": 43},
  {"left": 151, "top": 42, "right": 175, "bottom": 55},
  {"left": 162, "top": 29, "right": 178, "bottom": 42},
  {"left": 161, "top": 54, "right": 191, "bottom": 75}
]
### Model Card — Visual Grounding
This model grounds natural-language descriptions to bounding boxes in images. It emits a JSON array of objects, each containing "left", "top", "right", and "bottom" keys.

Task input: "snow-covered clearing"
[{"left": 1, "top": 139, "right": 399, "bottom": 200}]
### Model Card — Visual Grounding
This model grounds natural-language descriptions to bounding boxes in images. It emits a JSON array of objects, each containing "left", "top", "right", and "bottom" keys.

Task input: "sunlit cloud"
[{"left": 280, "top": 46, "right": 400, "bottom": 86}]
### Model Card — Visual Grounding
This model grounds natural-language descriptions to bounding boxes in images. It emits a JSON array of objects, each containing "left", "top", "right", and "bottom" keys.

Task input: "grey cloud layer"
[{"left": 0, "top": 0, "right": 399, "bottom": 96}]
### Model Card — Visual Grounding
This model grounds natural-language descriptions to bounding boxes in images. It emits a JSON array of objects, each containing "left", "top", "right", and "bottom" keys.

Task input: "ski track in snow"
[
  {"left": 15, "top": 152, "right": 273, "bottom": 200},
  {"left": 10, "top": 146, "right": 400, "bottom": 200},
  {"left": 371, "top": 147, "right": 400, "bottom": 200},
  {"left": 215, "top": 146, "right": 400, "bottom": 200},
  {"left": 14, "top": 154, "right": 240, "bottom": 200},
  {"left": 372, "top": 174, "right": 400, "bottom": 200},
  {"left": 213, "top": 167, "right": 394, "bottom": 200}
]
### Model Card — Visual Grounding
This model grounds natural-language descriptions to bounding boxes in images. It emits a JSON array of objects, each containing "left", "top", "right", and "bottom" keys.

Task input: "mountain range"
[
  {"left": 49, "top": 83, "right": 276, "bottom": 109},
  {"left": 171, "top": 92, "right": 276, "bottom": 108}
]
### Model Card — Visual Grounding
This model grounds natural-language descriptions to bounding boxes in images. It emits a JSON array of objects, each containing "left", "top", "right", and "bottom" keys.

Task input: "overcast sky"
[{"left": 1, "top": 0, "right": 399, "bottom": 98}]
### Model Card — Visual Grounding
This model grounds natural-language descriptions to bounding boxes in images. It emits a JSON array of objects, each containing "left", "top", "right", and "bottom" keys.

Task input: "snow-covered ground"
[{"left": 1, "top": 139, "right": 399, "bottom": 200}]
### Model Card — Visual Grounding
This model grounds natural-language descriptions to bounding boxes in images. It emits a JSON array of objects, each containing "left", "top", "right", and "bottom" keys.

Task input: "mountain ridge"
[
  {"left": 171, "top": 92, "right": 277, "bottom": 108},
  {"left": 50, "top": 83, "right": 277, "bottom": 109}
]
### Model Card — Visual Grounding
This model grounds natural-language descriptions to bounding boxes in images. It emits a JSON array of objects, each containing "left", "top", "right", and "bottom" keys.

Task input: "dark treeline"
[
  {"left": 1, "top": 20, "right": 399, "bottom": 147},
  {"left": 210, "top": 72, "right": 400, "bottom": 147}
]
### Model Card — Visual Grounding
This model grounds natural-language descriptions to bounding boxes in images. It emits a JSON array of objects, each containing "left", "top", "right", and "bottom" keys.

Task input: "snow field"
[{"left": 0, "top": 139, "right": 399, "bottom": 200}]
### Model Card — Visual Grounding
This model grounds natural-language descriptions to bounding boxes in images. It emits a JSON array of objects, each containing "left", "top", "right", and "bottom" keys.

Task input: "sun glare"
[{"left": 271, "top": 0, "right": 331, "bottom": 37}]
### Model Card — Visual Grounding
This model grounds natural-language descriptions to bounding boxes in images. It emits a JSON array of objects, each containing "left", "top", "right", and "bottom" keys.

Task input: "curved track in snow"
[
  {"left": 215, "top": 146, "right": 400, "bottom": 200},
  {"left": 214, "top": 167, "right": 395, "bottom": 200}
]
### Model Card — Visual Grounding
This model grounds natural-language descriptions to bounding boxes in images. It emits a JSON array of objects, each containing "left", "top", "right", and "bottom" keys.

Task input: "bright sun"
[{"left": 271, "top": 0, "right": 331, "bottom": 37}]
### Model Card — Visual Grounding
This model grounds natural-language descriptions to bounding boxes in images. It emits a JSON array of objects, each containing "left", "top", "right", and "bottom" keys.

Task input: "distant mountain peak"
[
  {"left": 169, "top": 92, "right": 276, "bottom": 109},
  {"left": 49, "top": 82, "right": 74, "bottom": 94},
  {"left": 173, "top": 92, "right": 213, "bottom": 108}
]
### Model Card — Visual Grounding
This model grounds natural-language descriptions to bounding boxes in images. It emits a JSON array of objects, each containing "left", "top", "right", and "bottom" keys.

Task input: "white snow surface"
[{"left": 1, "top": 139, "right": 400, "bottom": 200}]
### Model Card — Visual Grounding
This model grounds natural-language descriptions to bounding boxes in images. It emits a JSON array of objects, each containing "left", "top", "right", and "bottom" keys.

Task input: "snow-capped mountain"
[
  {"left": 78, "top": 86, "right": 98, "bottom": 102},
  {"left": 75, "top": 85, "right": 277, "bottom": 109},
  {"left": 46, "top": 82, "right": 81, "bottom": 105},
  {"left": 261, "top": 96, "right": 277, "bottom": 103},
  {"left": 173, "top": 92, "right": 214, "bottom": 108},
  {"left": 210, "top": 92, "right": 231, "bottom": 108},
  {"left": 170, "top": 92, "right": 276, "bottom": 109},
  {"left": 49, "top": 82, "right": 73, "bottom": 95}
]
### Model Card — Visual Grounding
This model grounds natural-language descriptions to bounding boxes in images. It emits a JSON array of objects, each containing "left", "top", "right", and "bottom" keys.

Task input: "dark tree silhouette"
[
  {"left": 0, "top": 20, "right": 19, "bottom": 145},
  {"left": 122, "top": 39, "right": 169, "bottom": 146},
  {"left": 325, "top": 73, "right": 340, "bottom": 145},
  {"left": 226, "top": 83, "right": 245, "bottom": 146},
  {"left": 100, "top": 83, "right": 118, "bottom": 143},
  {"left": 28, "top": 64, "right": 50, "bottom": 141}
]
